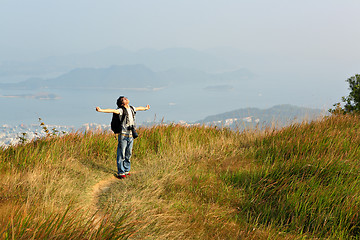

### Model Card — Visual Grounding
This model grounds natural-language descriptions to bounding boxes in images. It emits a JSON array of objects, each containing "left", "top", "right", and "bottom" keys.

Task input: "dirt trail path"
[
  {"left": 90, "top": 172, "right": 139, "bottom": 227},
  {"left": 91, "top": 175, "right": 119, "bottom": 227}
]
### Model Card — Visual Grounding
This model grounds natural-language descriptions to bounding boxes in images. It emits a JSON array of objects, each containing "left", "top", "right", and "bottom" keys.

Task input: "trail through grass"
[{"left": 1, "top": 114, "right": 360, "bottom": 239}]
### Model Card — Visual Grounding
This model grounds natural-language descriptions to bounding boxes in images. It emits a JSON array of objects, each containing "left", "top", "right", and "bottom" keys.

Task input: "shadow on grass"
[{"left": 80, "top": 159, "right": 116, "bottom": 175}]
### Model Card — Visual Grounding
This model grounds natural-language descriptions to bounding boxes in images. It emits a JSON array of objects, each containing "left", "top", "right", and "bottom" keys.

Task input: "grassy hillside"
[{"left": 1, "top": 114, "right": 360, "bottom": 239}]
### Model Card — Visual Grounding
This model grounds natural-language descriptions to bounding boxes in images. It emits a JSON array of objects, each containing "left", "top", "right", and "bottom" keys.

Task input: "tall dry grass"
[
  {"left": 1, "top": 114, "right": 360, "bottom": 239},
  {"left": 0, "top": 131, "right": 135, "bottom": 239}
]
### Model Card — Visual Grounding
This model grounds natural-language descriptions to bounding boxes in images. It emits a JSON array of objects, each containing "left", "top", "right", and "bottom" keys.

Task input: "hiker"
[{"left": 96, "top": 96, "right": 150, "bottom": 179}]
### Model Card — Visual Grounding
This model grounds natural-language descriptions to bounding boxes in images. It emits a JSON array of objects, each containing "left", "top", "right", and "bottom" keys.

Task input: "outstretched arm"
[
  {"left": 96, "top": 107, "right": 120, "bottom": 114},
  {"left": 135, "top": 105, "right": 150, "bottom": 111}
]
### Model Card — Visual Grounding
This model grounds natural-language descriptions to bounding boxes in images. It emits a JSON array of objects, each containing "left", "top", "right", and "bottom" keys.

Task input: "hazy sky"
[
  {"left": 1, "top": 0, "right": 360, "bottom": 61},
  {"left": 1, "top": 0, "right": 360, "bottom": 108}
]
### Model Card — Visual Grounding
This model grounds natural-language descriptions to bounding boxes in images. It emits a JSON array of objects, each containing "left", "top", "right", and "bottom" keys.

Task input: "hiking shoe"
[
  {"left": 125, "top": 172, "right": 131, "bottom": 176},
  {"left": 115, "top": 174, "right": 126, "bottom": 179}
]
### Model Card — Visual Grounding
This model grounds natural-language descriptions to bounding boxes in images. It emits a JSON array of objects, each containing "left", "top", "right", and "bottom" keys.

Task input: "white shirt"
[{"left": 118, "top": 106, "right": 136, "bottom": 134}]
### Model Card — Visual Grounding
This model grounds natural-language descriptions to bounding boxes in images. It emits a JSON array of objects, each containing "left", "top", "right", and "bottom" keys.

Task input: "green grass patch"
[{"left": 220, "top": 114, "right": 360, "bottom": 239}]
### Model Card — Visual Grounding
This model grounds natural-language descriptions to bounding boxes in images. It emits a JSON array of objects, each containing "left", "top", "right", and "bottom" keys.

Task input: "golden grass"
[{"left": 1, "top": 115, "right": 360, "bottom": 239}]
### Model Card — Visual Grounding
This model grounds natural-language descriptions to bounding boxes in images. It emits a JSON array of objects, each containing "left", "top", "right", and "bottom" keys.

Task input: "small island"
[{"left": 0, "top": 92, "right": 61, "bottom": 100}]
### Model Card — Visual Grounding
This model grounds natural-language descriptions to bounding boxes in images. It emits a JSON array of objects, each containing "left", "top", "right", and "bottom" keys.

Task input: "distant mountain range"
[
  {"left": 0, "top": 64, "right": 255, "bottom": 90},
  {"left": 0, "top": 46, "right": 331, "bottom": 128},
  {"left": 0, "top": 47, "right": 243, "bottom": 81},
  {"left": 196, "top": 104, "right": 325, "bottom": 129}
]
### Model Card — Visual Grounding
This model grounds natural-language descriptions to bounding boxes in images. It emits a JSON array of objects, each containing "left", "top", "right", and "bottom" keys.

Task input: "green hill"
[
  {"left": 197, "top": 104, "right": 324, "bottom": 129},
  {"left": 1, "top": 114, "right": 360, "bottom": 239}
]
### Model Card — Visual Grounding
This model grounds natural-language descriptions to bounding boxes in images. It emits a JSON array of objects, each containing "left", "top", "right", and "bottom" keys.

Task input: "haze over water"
[{"left": 1, "top": 1, "right": 359, "bottom": 127}]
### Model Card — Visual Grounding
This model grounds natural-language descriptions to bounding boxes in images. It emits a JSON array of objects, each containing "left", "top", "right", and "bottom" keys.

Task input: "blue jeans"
[{"left": 116, "top": 135, "right": 134, "bottom": 175}]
